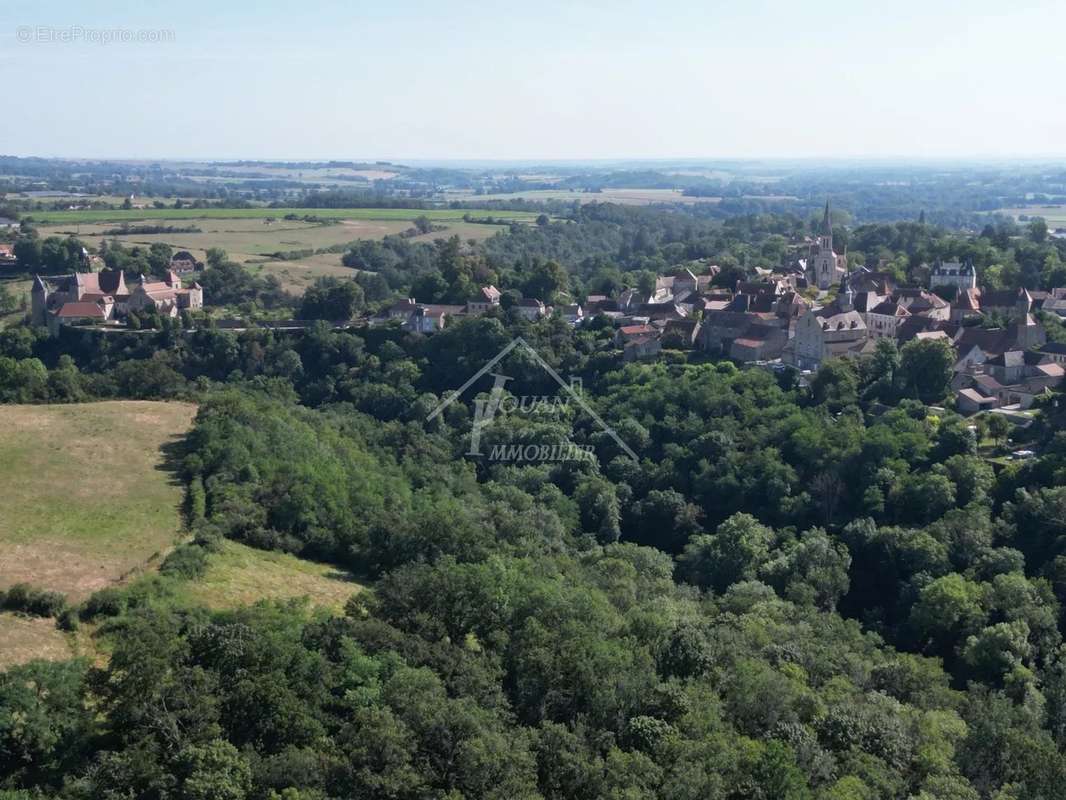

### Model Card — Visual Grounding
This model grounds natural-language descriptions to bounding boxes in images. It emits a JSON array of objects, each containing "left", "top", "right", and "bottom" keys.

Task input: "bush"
[
  {"left": 159, "top": 543, "right": 210, "bottom": 580},
  {"left": 193, "top": 524, "right": 226, "bottom": 553},
  {"left": 79, "top": 587, "right": 126, "bottom": 621},
  {"left": 0, "top": 583, "right": 68, "bottom": 618},
  {"left": 56, "top": 607, "right": 79, "bottom": 631},
  {"left": 186, "top": 475, "right": 207, "bottom": 523}
]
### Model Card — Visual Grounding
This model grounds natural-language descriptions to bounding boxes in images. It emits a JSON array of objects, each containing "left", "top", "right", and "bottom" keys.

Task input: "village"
[
  {"left": 376, "top": 203, "right": 1066, "bottom": 417},
  {"left": 11, "top": 201, "right": 1066, "bottom": 418}
]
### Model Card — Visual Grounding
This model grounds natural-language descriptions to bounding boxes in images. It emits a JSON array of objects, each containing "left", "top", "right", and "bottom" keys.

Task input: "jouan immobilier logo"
[{"left": 427, "top": 337, "right": 637, "bottom": 462}]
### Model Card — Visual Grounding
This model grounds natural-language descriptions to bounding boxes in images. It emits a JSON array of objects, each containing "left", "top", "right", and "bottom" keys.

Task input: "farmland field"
[
  {"left": 441, "top": 188, "right": 797, "bottom": 205},
  {"left": 184, "top": 164, "right": 401, "bottom": 183},
  {"left": 441, "top": 188, "right": 719, "bottom": 205},
  {"left": 0, "top": 401, "right": 196, "bottom": 600},
  {"left": 998, "top": 205, "right": 1066, "bottom": 227},
  {"left": 36, "top": 217, "right": 414, "bottom": 265},
  {"left": 23, "top": 206, "right": 540, "bottom": 224},
  {"left": 34, "top": 210, "right": 517, "bottom": 294}
]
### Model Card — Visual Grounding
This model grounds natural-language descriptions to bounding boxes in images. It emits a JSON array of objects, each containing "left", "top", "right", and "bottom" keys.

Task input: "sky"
[{"left": 2, "top": 0, "right": 1065, "bottom": 162}]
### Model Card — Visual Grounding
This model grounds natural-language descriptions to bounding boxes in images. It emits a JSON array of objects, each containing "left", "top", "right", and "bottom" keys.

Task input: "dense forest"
[{"left": 5, "top": 202, "right": 1066, "bottom": 799}]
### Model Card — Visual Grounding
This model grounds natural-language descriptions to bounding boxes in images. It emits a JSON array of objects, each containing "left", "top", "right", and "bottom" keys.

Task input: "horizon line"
[{"left": 6, "top": 153, "right": 1066, "bottom": 165}]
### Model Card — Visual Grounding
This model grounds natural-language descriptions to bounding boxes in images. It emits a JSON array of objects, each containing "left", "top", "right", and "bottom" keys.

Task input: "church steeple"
[{"left": 809, "top": 198, "right": 844, "bottom": 290}]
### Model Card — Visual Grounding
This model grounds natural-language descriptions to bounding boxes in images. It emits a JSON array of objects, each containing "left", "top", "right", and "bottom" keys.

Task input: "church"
[{"left": 808, "top": 200, "right": 848, "bottom": 290}]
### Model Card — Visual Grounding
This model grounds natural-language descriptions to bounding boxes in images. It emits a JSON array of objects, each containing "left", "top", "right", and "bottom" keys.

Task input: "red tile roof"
[{"left": 55, "top": 302, "right": 107, "bottom": 318}]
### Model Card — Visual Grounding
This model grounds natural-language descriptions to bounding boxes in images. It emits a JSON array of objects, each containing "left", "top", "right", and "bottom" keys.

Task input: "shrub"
[
  {"left": 56, "top": 607, "right": 79, "bottom": 632},
  {"left": 186, "top": 475, "right": 207, "bottom": 523},
  {"left": 1, "top": 583, "right": 68, "bottom": 618},
  {"left": 160, "top": 543, "right": 210, "bottom": 580},
  {"left": 80, "top": 587, "right": 126, "bottom": 621}
]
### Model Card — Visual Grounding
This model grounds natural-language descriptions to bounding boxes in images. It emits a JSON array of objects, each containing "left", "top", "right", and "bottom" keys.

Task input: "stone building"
[
  {"left": 929, "top": 260, "right": 977, "bottom": 292},
  {"left": 786, "top": 276, "right": 868, "bottom": 370},
  {"left": 808, "top": 200, "right": 848, "bottom": 290},
  {"left": 32, "top": 269, "right": 202, "bottom": 331}
]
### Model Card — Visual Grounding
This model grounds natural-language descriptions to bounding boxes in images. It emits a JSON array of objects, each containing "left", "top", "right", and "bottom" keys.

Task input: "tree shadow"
[
  {"left": 324, "top": 569, "right": 364, "bottom": 585},
  {"left": 156, "top": 433, "right": 189, "bottom": 487}
]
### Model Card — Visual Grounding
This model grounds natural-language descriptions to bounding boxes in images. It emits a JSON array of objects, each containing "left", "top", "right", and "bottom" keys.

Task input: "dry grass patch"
[
  {"left": 251, "top": 253, "right": 357, "bottom": 293},
  {"left": 0, "top": 613, "right": 74, "bottom": 668}
]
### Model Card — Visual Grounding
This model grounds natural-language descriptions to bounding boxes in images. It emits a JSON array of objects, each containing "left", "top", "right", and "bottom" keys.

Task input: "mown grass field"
[
  {"left": 174, "top": 540, "right": 363, "bottom": 612},
  {"left": 0, "top": 401, "right": 197, "bottom": 600},
  {"left": 23, "top": 207, "right": 540, "bottom": 224}
]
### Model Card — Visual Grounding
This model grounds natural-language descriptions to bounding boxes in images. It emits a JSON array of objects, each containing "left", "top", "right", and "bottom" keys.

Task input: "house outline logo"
[{"left": 426, "top": 336, "right": 638, "bottom": 461}]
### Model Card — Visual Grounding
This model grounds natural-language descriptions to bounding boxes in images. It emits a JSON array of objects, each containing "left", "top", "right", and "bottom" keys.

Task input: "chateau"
[
  {"left": 930, "top": 260, "right": 978, "bottom": 291},
  {"left": 32, "top": 269, "right": 203, "bottom": 334}
]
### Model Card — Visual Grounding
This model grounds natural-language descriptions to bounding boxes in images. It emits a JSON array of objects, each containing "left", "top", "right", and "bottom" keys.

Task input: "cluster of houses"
[
  {"left": 373, "top": 217, "right": 1065, "bottom": 415},
  {"left": 413, "top": 202, "right": 1058, "bottom": 415},
  {"left": 594, "top": 252, "right": 1062, "bottom": 413},
  {"left": 374, "top": 285, "right": 554, "bottom": 333},
  {"left": 31, "top": 260, "right": 204, "bottom": 334},
  {"left": 567, "top": 204, "right": 1065, "bottom": 414}
]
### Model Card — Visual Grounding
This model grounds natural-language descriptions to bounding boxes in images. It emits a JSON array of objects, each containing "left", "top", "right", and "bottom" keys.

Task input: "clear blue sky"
[{"left": 2, "top": 0, "right": 1064, "bottom": 161}]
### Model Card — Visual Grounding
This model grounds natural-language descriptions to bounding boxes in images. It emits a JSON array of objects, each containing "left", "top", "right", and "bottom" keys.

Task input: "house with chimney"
[
  {"left": 865, "top": 299, "right": 910, "bottom": 339},
  {"left": 670, "top": 266, "right": 716, "bottom": 298},
  {"left": 410, "top": 304, "right": 466, "bottom": 333},
  {"left": 560, "top": 304, "right": 584, "bottom": 325},
  {"left": 128, "top": 271, "right": 204, "bottom": 316}
]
